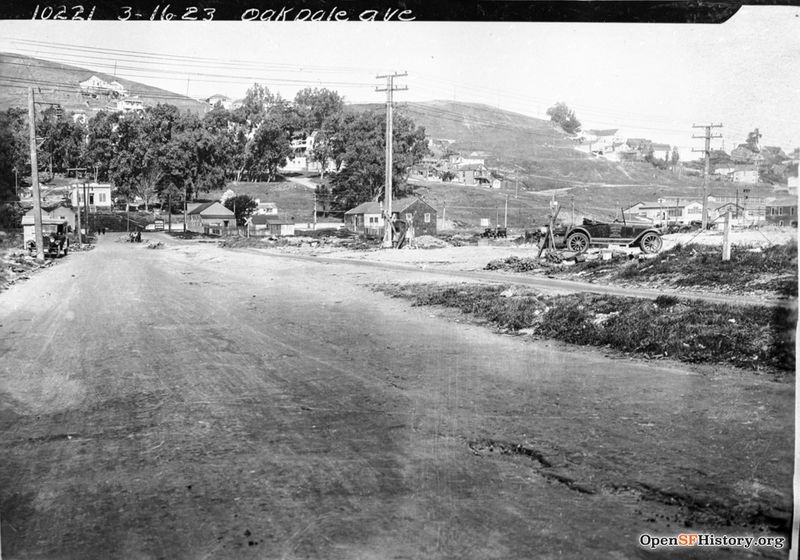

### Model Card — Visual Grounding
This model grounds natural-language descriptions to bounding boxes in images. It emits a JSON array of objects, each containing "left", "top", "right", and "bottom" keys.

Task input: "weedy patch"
[
  {"left": 486, "top": 241, "right": 798, "bottom": 298},
  {"left": 373, "top": 283, "right": 795, "bottom": 374}
]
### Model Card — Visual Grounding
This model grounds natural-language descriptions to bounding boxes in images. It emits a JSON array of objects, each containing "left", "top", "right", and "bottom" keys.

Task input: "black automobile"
[{"left": 552, "top": 218, "right": 663, "bottom": 254}]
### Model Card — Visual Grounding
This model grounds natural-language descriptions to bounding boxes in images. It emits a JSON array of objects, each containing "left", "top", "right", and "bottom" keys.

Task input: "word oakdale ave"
[{"left": 241, "top": 6, "right": 415, "bottom": 21}]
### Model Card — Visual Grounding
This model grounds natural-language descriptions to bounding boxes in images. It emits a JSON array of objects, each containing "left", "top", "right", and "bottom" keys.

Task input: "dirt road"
[{"left": 0, "top": 234, "right": 793, "bottom": 559}]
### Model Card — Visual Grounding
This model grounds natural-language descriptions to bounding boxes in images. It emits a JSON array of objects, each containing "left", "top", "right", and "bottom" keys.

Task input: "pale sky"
[{"left": 1, "top": 5, "right": 798, "bottom": 160}]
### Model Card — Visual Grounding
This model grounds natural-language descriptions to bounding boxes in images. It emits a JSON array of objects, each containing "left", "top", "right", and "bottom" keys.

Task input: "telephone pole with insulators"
[
  {"left": 376, "top": 71, "right": 407, "bottom": 249},
  {"left": 692, "top": 123, "right": 723, "bottom": 230}
]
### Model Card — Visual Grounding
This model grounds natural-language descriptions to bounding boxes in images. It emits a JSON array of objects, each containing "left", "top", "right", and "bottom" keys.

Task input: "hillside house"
[
  {"left": 115, "top": 97, "right": 144, "bottom": 113},
  {"left": 732, "top": 166, "right": 758, "bottom": 184},
  {"left": 206, "top": 94, "right": 234, "bottom": 110},
  {"left": 345, "top": 197, "right": 437, "bottom": 237},
  {"left": 765, "top": 197, "right": 798, "bottom": 227},
  {"left": 79, "top": 75, "right": 110, "bottom": 92},
  {"left": 651, "top": 143, "right": 671, "bottom": 160},
  {"left": 281, "top": 132, "right": 336, "bottom": 173},
  {"left": 626, "top": 199, "right": 704, "bottom": 225},
  {"left": 70, "top": 183, "right": 113, "bottom": 210},
  {"left": 731, "top": 144, "right": 758, "bottom": 163},
  {"left": 254, "top": 200, "right": 278, "bottom": 215},
  {"left": 187, "top": 202, "right": 235, "bottom": 235},
  {"left": 575, "top": 129, "right": 623, "bottom": 157},
  {"left": 456, "top": 163, "right": 491, "bottom": 186}
]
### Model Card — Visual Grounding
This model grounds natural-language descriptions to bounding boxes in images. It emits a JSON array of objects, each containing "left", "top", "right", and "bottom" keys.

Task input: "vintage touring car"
[{"left": 551, "top": 218, "right": 663, "bottom": 254}]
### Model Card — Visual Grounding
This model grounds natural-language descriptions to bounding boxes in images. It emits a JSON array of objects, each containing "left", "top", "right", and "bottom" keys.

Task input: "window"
[
  {"left": 405, "top": 213, "right": 413, "bottom": 222},
  {"left": 424, "top": 213, "right": 431, "bottom": 223},
  {"left": 791, "top": 207, "right": 796, "bottom": 216},
  {"left": 98, "top": 193, "right": 106, "bottom": 203},
  {"left": 89, "top": 193, "right": 95, "bottom": 205},
  {"left": 667, "top": 208, "right": 681, "bottom": 217}
]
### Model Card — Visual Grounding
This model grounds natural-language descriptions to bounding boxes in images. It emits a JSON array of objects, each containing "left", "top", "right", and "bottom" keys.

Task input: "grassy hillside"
[
  {"left": 348, "top": 100, "right": 707, "bottom": 193},
  {"left": 0, "top": 52, "right": 208, "bottom": 114}
]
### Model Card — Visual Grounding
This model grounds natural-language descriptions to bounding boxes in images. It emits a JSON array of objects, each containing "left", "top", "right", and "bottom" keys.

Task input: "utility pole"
[
  {"left": 376, "top": 71, "right": 407, "bottom": 248},
  {"left": 313, "top": 191, "right": 317, "bottom": 230},
  {"left": 83, "top": 182, "right": 90, "bottom": 238},
  {"left": 692, "top": 123, "right": 723, "bottom": 230},
  {"left": 74, "top": 184, "right": 82, "bottom": 249},
  {"left": 28, "top": 87, "right": 44, "bottom": 262},
  {"left": 504, "top": 195, "right": 508, "bottom": 228},
  {"left": 571, "top": 195, "right": 575, "bottom": 226},
  {"left": 183, "top": 185, "right": 188, "bottom": 233}
]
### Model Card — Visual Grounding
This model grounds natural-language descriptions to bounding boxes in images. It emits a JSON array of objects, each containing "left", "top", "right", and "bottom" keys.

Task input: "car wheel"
[
  {"left": 639, "top": 232, "right": 663, "bottom": 254},
  {"left": 565, "top": 231, "right": 590, "bottom": 253}
]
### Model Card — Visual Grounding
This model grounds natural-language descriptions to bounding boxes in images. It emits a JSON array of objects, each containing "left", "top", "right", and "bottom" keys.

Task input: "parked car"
[
  {"left": 551, "top": 218, "right": 663, "bottom": 254},
  {"left": 26, "top": 221, "right": 70, "bottom": 257},
  {"left": 482, "top": 226, "right": 507, "bottom": 239}
]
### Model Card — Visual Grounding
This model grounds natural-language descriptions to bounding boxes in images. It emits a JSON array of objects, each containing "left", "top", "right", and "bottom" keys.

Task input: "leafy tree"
[
  {"left": 0, "top": 109, "right": 26, "bottom": 202},
  {"left": 294, "top": 88, "right": 345, "bottom": 133},
  {"left": 37, "top": 106, "right": 86, "bottom": 177},
  {"left": 85, "top": 111, "right": 121, "bottom": 181},
  {"left": 329, "top": 109, "right": 428, "bottom": 211},
  {"left": 745, "top": 128, "right": 762, "bottom": 152},
  {"left": 223, "top": 194, "right": 257, "bottom": 226},
  {"left": 245, "top": 117, "right": 291, "bottom": 182},
  {"left": 546, "top": 102, "right": 581, "bottom": 135},
  {"left": 294, "top": 88, "right": 345, "bottom": 181}
]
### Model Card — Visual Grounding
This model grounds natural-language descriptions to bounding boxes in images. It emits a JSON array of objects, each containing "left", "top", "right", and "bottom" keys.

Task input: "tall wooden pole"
[
  {"left": 74, "top": 184, "right": 82, "bottom": 249},
  {"left": 377, "top": 72, "right": 407, "bottom": 249},
  {"left": 722, "top": 209, "right": 731, "bottom": 261},
  {"left": 692, "top": 123, "right": 723, "bottom": 230},
  {"left": 28, "top": 88, "right": 44, "bottom": 262}
]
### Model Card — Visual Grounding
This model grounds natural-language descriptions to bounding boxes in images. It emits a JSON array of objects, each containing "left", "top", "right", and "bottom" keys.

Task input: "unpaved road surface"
[{"left": 0, "top": 234, "right": 793, "bottom": 559}]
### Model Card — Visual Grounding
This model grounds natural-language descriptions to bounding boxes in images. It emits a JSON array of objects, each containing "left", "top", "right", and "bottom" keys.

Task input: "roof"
[
  {"left": 767, "top": 196, "right": 798, "bottom": 207},
  {"left": 457, "top": 163, "right": 488, "bottom": 171},
  {"left": 187, "top": 201, "right": 234, "bottom": 217},
  {"left": 252, "top": 215, "right": 293, "bottom": 225},
  {"left": 345, "top": 197, "right": 435, "bottom": 215},
  {"left": 651, "top": 143, "right": 671, "bottom": 151}
]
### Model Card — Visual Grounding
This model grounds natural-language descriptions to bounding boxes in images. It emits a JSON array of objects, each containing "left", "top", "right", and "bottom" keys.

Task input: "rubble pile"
[
  {"left": 0, "top": 250, "right": 52, "bottom": 290},
  {"left": 409, "top": 235, "right": 451, "bottom": 249}
]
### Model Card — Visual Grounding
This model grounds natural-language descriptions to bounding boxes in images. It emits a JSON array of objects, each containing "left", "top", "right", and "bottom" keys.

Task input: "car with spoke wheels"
[{"left": 553, "top": 218, "right": 663, "bottom": 254}]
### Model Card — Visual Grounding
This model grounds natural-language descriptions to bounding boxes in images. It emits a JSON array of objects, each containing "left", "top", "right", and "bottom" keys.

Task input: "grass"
[{"left": 373, "top": 282, "right": 796, "bottom": 374}]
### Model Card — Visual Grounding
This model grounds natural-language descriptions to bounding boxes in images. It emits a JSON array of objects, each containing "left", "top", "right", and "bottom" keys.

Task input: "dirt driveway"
[{"left": 0, "top": 234, "right": 793, "bottom": 559}]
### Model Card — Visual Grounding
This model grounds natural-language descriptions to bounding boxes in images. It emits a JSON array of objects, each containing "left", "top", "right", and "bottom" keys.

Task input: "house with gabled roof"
[
  {"left": 187, "top": 201, "right": 235, "bottom": 235},
  {"left": 345, "top": 197, "right": 437, "bottom": 237}
]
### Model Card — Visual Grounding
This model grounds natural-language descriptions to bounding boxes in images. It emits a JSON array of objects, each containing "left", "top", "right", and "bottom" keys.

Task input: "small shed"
[{"left": 251, "top": 215, "right": 295, "bottom": 236}]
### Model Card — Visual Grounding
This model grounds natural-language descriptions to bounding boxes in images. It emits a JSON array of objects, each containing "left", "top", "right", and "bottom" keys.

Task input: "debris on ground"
[
  {"left": 147, "top": 241, "right": 164, "bottom": 249},
  {"left": 409, "top": 235, "right": 451, "bottom": 249}
]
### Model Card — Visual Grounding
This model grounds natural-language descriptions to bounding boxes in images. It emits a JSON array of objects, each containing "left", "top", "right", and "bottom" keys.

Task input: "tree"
[
  {"left": 546, "top": 102, "right": 581, "bottom": 135},
  {"left": 245, "top": 118, "right": 292, "bottom": 182},
  {"left": 85, "top": 111, "right": 121, "bottom": 181},
  {"left": 223, "top": 194, "right": 257, "bottom": 226},
  {"left": 0, "top": 108, "right": 27, "bottom": 202},
  {"left": 745, "top": 128, "right": 762, "bottom": 152},
  {"left": 329, "top": 109, "right": 428, "bottom": 211}
]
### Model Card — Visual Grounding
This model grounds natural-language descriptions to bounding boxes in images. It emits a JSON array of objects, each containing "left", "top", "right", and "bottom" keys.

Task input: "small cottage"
[
  {"left": 345, "top": 197, "right": 437, "bottom": 237},
  {"left": 187, "top": 201, "right": 235, "bottom": 235}
]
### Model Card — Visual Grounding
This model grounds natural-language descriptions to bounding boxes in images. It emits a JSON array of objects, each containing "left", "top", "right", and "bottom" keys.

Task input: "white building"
[
  {"left": 115, "top": 97, "right": 144, "bottom": 113},
  {"left": 70, "top": 183, "right": 113, "bottom": 209}
]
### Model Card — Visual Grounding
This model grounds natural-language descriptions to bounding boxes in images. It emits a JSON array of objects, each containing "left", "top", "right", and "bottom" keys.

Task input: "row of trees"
[{"left": 0, "top": 84, "right": 429, "bottom": 215}]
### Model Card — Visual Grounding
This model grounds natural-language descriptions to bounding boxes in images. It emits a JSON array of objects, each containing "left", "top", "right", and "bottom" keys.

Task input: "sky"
[{"left": 1, "top": 5, "right": 798, "bottom": 161}]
